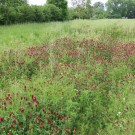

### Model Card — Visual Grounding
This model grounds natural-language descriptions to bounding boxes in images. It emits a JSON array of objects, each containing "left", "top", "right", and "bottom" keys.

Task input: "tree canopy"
[
  {"left": 0, "top": 0, "right": 27, "bottom": 7},
  {"left": 106, "top": 0, "right": 135, "bottom": 18},
  {"left": 47, "top": 0, "right": 68, "bottom": 20},
  {"left": 93, "top": 2, "right": 105, "bottom": 19}
]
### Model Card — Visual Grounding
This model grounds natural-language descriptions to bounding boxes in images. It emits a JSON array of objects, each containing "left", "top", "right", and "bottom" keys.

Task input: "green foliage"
[
  {"left": 0, "top": 0, "right": 28, "bottom": 24},
  {"left": 47, "top": 0, "right": 68, "bottom": 20},
  {"left": 17, "top": 5, "right": 34, "bottom": 22},
  {"left": 44, "top": 4, "right": 62, "bottom": 21},
  {"left": 69, "top": 0, "right": 92, "bottom": 19},
  {"left": 68, "top": 7, "right": 92, "bottom": 19},
  {"left": 0, "top": 0, "right": 27, "bottom": 7},
  {"left": 32, "top": 6, "right": 44, "bottom": 22},
  {"left": 106, "top": 0, "right": 135, "bottom": 19},
  {"left": 0, "top": 4, "right": 63, "bottom": 24},
  {"left": 93, "top": 2, "right": 105, "bottom": 19},
  {"left": 0, "top": 0, "right": 135, "bottom": 25},
  {"left": 126, "top": 1, "right": 135, "bottom": 19}
]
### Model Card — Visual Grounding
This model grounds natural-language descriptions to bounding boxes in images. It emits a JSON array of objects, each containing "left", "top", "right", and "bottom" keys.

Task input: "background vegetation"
[{"left": 0, "top": 0, "right": 135, "bottom": 25}]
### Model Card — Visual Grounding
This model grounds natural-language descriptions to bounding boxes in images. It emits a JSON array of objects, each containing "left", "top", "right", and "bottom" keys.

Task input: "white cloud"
[
  {"left": 28, "top": 0, "right": 108, "bottom": 6},
  {"left": 28, "top": 0, "right": 46, "bottom": 5}
]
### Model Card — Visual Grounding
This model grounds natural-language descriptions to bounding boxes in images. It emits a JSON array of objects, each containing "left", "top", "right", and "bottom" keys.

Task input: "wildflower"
[
  {"left": 73, "top": 127, "right": 76, "bottom": 134},
  {"left": 6, "top": 96, "right": 10, "bottom": 100},
  {"left": 29, "top": 126, "right": 33, "bottom": 130},
  {"left": 9, "top": 100, "right": 12, "bottom": 104},
  {"left": 13, "top": 119, "right": 16, "bottom": 124},
  {"left": 10, "top": 124, "right": 14, "bottom": 128},
  {"left": 48, "top": 121, "right": 51, "bottom": 125},
  {"left": 9, "top": 112, "right": 14, "bottom": 117},
  {"left": 36, "top": 100, "right": 39, "bottom": 104},
  {"left": 117, "top": 112, "right": 122, "bottom": 116},
  {"left": 0, "top": 117, "right": 4, "bottom": 122},
  {"left": 4, "top": 101, "right": 6, "bottom": 105},
  {"left": 27, "top": 102, "right": 31, "bottom": 105},
  {"left": 42, "top": 109, "right": 46, "bottom": 113},
  {"left": 24, "top": 85, "right": 26, "bottom": 91},
  {"left": 20, "top": 108, "right": 25, "bottom": 113},
  {"left": 7, "top": 93, "right": 10, "bottom": 97},
  {"left": 57, "top": 128, "right": 61, "bottom": 133},
  {"left": 32, "top": 95, "right": 37, "bottom": 102}
]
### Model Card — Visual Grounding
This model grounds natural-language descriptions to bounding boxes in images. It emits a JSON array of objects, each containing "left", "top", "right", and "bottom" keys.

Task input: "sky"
[{"left": 28, "top": 0, "right": 108, "bottom": 6}]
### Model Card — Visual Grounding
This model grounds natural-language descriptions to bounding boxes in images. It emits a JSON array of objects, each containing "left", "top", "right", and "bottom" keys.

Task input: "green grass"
[
  {"left": 0, "top": 19, "right": 135, "bottom": 135},
  {"left": 0, "top": 19, "right": 135, "bottom": 51}
]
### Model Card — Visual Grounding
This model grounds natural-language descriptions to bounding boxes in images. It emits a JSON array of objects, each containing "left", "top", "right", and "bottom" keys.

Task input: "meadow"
[{"left": 0, "top": 19, "right": 135, "bottom": 135}]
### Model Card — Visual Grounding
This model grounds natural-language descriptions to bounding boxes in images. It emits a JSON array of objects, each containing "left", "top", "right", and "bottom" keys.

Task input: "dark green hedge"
[{"left": 0, "top": 4, "right": 65, "bottom": 25}]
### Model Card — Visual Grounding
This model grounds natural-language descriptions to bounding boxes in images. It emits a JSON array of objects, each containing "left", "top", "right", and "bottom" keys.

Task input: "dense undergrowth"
[{"left": 0, "top": 20, "right": 135, "bottom": 135}]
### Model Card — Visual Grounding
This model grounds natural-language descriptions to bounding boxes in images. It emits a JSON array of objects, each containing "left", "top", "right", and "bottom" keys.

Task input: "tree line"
[
  {"left": 0, "top": 0, "right": 68, "bottom": 24},
  {"left": 0, "top": 0, "right": 135, "bottom": 25},
  {"left": 70, "top": 0, "right": 135, "bottom": 19}
]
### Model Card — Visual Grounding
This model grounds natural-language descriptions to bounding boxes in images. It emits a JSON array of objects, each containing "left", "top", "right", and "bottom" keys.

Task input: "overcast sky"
[{"left": 28, "top": 0, "right": 108, "bottom": 6}]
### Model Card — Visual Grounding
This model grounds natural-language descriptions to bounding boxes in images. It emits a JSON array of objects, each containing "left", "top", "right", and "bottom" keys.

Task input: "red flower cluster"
[{"left": 0, "top": 117, "right": 4, "bottom": 122}]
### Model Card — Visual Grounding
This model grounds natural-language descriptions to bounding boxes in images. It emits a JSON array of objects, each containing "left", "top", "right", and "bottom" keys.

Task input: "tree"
[
  {"left": 47, "top": 0, "right": 68, "bottom": 20},
  {"left": 0, "top": 0, "right": 27, "bottom": 7},
  {"left": 93, "top": 2, "right": 105, "bottom": 19},
  {"left": 70, "top": 0, "right": 92, "bottom": 19},
  {"left": 0, "top": 0, "right": 28, "bottom": 24},
  {"left": 86, "top": 0, "right": 92, "bottom": 18},
  {"left": 32, "top": 6, "right": 44, "bottom": 22},
  {"left": 106, "top": 0, "right": 135, "bottom": 18},
  {"left": 126, "top": 0, "right": 135, "bottom": 18},
  {"left": 43, "top": 4, "right": 62, "bottom": 21}
]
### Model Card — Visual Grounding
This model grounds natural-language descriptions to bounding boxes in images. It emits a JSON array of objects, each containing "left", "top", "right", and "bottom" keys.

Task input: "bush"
[
  {"left": 43, "top": 4, "right": 62, "bottom": 21},
  {"left": 68, "top": 8, "right": 91, "bottom": 20},
  {"left": 0, "top": 4, "right": 64, "bottom": 25}
]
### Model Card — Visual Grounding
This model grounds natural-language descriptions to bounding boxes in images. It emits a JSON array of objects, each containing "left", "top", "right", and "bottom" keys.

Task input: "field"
[{"left": 0, "top": 19, "right": 135, "bottom": 135}]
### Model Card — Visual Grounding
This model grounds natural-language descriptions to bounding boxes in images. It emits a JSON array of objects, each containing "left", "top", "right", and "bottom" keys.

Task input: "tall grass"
[{"left": 0, "top": 19, "right": 135, "bottom": 51}]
